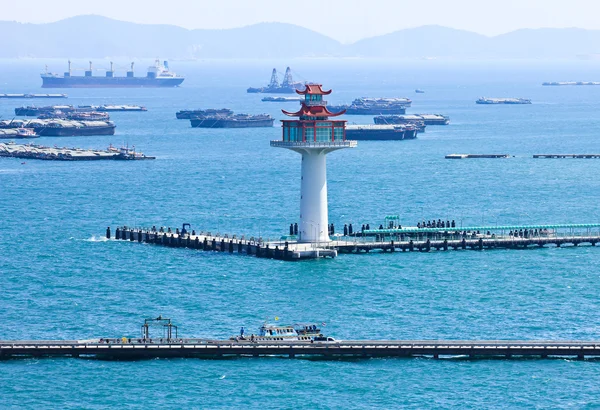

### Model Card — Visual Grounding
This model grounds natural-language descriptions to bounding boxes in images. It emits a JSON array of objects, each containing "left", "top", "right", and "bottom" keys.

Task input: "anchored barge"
[
  {"left": 328, "top": 98, "right": 412, "bottom": 115},
  {"left": 41, "top": 60, "right": 184, "bottom": 88},
  {"left": 3, "top": 317, "right": 600, "bottom": 361},
  {"left": 0, "top": 142, "right": 154, "bottom": 161},
  {"left": 476, "top": 97, "right": 532, "bottom": 104},
  {"left": 345, "top": 124, "right": 418, "bottom": 140},
  {"left": 261, "top": 96, "right": 303, "bottom": 102},
  {"left": 247, "top": 67, "right": 303, "bottom": 93},
  {"left": 543, "top": 81, "right": 600, "bottom": 86},
  {"left": 176, "top": 109, "right": 233, "bottom": 120},
  {"left": 374, "top": 114, "right": 450, "bottom": 126},
  {"left": 16, "top": 105, "right": 145, "bottom": 117},
  {"left": 0, "top": 119, "right": 115, "bottom": 136},
  {"left": 190, "top": 113, "right": 274, "bottom": 128},
  {"left": 0, "top": 93, "right": 67, "bottom": 99}
]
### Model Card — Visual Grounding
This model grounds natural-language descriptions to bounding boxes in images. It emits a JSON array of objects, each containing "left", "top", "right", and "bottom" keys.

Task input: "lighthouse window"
[
  {"left": 316, "top": 127, "right": 332, "bottom": 142},
  {"left": 333, "top": 126, "right": 344, "bottom": 141}
]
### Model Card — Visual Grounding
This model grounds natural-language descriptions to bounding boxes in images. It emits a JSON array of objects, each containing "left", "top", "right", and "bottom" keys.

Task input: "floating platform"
[
  {"left": 0, "top": 93, "right": 67, "bottom": 99},
  {"left": 2, "top": 338, "right": 600, "bottom": 360},
  {"left": 446, "top": 154, "right": 510, "bottom": 159},
  {"left": 533, "top": 154, "right": 600, "bottom": 159},
  {"left": 0, "top": 119, "right": 115, "bottom": 136},
  {"left": 374, "top": 114, "right": 450, "bottom": 126},
  {"left": 0, "top": 143, "right": 154, "bottom": 161},
  {"left": 476, "top": 97, "right": 531, "bottom": 105},
  {"left": 542, "top": 82, "right": 600, "bottom": 86},
  {"left": 109, "top": 223, "right": 600, "bottom": 261}
]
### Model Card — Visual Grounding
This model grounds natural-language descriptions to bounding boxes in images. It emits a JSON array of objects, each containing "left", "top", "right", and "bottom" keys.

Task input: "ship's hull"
[
  {"left": 190, "top": 118, "right": 274, "bottom": 128},
  {"left": 346, "top": 129, "right": 417, "bottom": 141},
  {"left": 41, "top": 76, "right": 184, "bottom": 88},
  {"left": 36, "top": 125, "right": 116, "bottom": 136}
]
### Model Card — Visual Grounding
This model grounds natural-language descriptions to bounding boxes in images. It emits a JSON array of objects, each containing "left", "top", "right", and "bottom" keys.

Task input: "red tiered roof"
[
  {"left": 295, "top": 84, "right": 332, "bottom": 95},
  {"left": 282, "top": 104, "right": 345, "bottom": 117}
]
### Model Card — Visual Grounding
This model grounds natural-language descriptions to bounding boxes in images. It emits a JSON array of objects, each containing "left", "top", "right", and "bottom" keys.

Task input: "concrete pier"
[
  {"left": 109, "top": 223, "right": 600, "bottom": 261},
  {"left": 2, "top": 339, "right": 600, "bottom": 360}
]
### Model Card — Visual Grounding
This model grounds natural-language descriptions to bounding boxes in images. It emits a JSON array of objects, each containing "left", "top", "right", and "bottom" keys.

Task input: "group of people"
[
  {"left": 417, "top": 219, "right": 456, "bottom": 229},
  {"left": 509, "top": 229, "right": 545, "bottom": 238}
]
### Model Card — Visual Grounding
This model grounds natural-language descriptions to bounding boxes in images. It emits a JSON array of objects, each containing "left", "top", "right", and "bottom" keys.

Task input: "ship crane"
[{"left": 268, "top": 68, "right": 280, "bottom": 88}]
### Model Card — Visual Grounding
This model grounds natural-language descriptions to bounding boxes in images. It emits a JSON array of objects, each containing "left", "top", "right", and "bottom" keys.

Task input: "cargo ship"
[
  {"left": 0, "top": 119, "right": 115, "bottom": 136},
  {"left": 190, "top": 113, "right": 274, "bottom": 128},
  {"left": 41, "top": 60, "right": 184, "bottom": 88},
  {"left": 328, "top": 97, "right": 412, "bottom": 115},
  {"left": 345, "top": 124, "right": 418, "bottom": 140},
  {"left": 247, "top": 67, "right": 303, "bottom": 93},
  {"left": 374, "top": 114, "right": 450, "bottom": 126},
  {"left": 176, "top": 108, "right": 233, "bottom": 120},
  {"left": 476, "top": 97, "right": 531, "bottom": 104}
]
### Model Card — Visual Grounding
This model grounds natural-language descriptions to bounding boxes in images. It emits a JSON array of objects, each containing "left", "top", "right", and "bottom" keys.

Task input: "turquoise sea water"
[{"left": 1, "top": 59, "right": 600, "bottom": 408}]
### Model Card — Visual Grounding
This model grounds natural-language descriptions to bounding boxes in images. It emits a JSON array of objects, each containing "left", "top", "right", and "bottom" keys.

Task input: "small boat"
[
  {"left": 16, "top": 128, "right": 39, "bottom": 138},
  {"left": 231, "top": 322, "right": 330, "bottom": 342},
  {"left": 415, "top": 89, "right": 425, "bottom": 94}
]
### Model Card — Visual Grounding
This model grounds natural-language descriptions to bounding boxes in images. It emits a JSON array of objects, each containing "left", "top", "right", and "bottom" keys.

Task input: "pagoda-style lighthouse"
[{"left": 271, "top": 84, "right": 357, "bottom": 243}]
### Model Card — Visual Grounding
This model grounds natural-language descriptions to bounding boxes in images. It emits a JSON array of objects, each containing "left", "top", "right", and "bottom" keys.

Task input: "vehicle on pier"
[{"left": 232, "top": 322, "right": 330, "bottom": 342}]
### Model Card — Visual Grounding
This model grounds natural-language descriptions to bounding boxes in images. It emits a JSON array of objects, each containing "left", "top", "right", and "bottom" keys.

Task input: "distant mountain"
[
  {"left": 0, "top": 15, "right": 343, "bottom": 59},
  {"left": 350, "top": 25, "right": 489, "bottom": 58},
  {"left": 1, "top": 16, "right": 600, "bottom": 59}
]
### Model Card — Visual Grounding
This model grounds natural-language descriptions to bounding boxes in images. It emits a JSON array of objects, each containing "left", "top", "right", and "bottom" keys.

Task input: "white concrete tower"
[{"left": 271, "top": 84, "right": 357, "bottom": 243}]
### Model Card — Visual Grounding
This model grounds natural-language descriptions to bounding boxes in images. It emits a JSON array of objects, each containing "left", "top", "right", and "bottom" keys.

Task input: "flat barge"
[
  {"left": 476, "top": 97, "right": 531, "bottom": 104},
  {"left": 345, "top": 124, "right": 418, "bottom": 140},
  {"left": 446, "top": 154, "right": 510, "bottom": 159},
  {"left": 543, "top": 81, "right": 600, "bottom": 86},
  {"left": 176, "top": 109, "right": 233, "bottom": 120},
  {"left": 0, "top": 93, "right": 67, "bottom": 99},
  {"left": 0, "top": 119, "right": 115, "bottom": 136},
  {"left": 41, "top": 60, "right": 183, "bottom": 88},
  {"left": 329, "top": 97, "right": 412, "bottom": 115},
  {"left": 374, "top": 114, "right": 450, "bottom": 126},
  {"left": 16, "top": 105, "right": 145, "bottom": 116},
  {"left": 534, "top": 154, "right": 600, "bottom": 159},
  {"left": 0, "top": 142, "right": 154, "bottom": 161},
  {"left": 190, "top": 113, "right": 274, "bottom": 128}
]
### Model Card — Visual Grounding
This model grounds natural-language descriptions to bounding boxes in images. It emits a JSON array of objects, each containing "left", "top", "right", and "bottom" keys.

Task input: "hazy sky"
[{"left": 3, "top": 0, "right": 599, "bottom": 43}]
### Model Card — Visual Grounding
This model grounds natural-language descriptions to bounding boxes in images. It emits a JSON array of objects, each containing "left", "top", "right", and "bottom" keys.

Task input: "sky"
[{"left": 1, "top": 0, "right": 599, "bottom": 43}]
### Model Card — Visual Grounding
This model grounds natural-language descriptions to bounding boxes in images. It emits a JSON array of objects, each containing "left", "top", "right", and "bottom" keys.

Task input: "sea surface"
[{"left": 1, "top": 58, "right": 600, "bottom": 408}]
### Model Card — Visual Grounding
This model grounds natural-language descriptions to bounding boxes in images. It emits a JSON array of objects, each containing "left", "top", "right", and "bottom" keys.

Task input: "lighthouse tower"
[{"left": 271, "top": 84, "right": 357, "bottom": 243}]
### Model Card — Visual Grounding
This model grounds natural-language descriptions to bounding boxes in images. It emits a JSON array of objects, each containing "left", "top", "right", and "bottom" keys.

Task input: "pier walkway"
[
  {"left": 110, "top": 223, "right": 600, "bottom": 260},
  {"left": 2, "top": 339, "right": 600, "bottom": 360}
]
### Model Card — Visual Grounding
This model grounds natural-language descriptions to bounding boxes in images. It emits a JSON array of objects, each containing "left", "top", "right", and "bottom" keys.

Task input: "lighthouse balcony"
[{"left": 270, "top": 140, "right": 357, "bottom": 149}]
